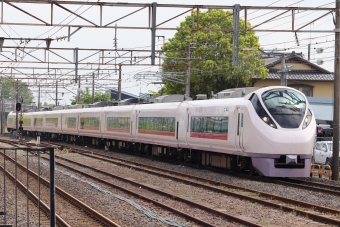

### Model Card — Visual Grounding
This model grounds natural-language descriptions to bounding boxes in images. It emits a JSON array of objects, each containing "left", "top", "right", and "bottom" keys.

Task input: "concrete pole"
[
  {"left": 37, "top": 84, "right": 40, "bottom": 110},
  {"left": 232, "top": 4, "right": 240, "bottom": 66},
  {"left": 55, "top": 80, "right": 58, "bottom": 106},
  {"left": 185, "top": 42, "right": 191, "bottom": 99},
  {"left": 75, "top": 47, "right": 79, "bottom": 83},
  {"left": 1, "top": 85, "right": 3, "bottom": 135},
  {"left": 151, "top": 2, "right": 157, "bottom": 65},
  {"left": 77, "top": 75, "right": 81, "bottom": 104},
  {"left": 280, "top": 54, "right": 286, "bottom": 86},
  {"left": 92, "top": 73, "right": 95, "bottom": 104},
  {"left": 332, "top": 0, "right": 340, "bottom": 181},
  {"left": 118, "top": 64, "right": 122, "bottom": 101},
  {"left": 15, "top": 79, "right": 18, "bottom": 139}
]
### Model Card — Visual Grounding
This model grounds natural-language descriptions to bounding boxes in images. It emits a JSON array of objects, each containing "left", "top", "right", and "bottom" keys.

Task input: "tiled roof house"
[
  {"left": 253, "top": 51, "right": 334, "bottom": 122},
  {"left": 253, "top": 51, "right": 334, "bottom": 98}
]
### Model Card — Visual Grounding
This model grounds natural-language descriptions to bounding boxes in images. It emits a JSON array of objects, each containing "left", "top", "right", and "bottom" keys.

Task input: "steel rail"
[
  {"left": 42, "top": 140, "right": 340, "bottom": 220},
  {"left": 45, "top": 155, "right": 263, "bottom": 227},
  {"left": 273, "top": 178, "right": 340, "bottom": 196},
  {"left": 51, "top": 152, "right": 340, "bottom": 226},
  {"left": 0, "top": 163, "right": 71, "bottom": 227},
  {"left": 0, "top": 149, "right": 121, "bottom": 227},
  {"left": 5, "top": 138, "right": 340, "bottom": 225}
]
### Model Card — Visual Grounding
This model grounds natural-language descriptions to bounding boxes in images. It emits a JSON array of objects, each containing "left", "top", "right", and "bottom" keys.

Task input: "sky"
[{"left": 0, "top": 0, "right": 336, "bottom": 105}]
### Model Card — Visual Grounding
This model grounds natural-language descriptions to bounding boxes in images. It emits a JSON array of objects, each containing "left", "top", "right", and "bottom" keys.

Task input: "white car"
[{"left": 312, "top": 141, "right": 338, "bottom": 165}]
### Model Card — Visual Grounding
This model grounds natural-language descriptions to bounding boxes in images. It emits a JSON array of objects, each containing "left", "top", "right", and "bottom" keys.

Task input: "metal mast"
[{"left": 332, "top": 0, "right": 340, "bottom": 181}]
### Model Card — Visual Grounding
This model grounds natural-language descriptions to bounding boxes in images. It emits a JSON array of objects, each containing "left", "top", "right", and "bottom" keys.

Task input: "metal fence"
[{"left": 0, "top": 147, "right": 55, "bottom": 227}]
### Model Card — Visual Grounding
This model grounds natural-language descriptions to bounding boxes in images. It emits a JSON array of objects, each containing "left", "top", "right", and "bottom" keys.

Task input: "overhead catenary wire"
[{"left": 0, "top": 1, "right": 338, "bottom": 102}]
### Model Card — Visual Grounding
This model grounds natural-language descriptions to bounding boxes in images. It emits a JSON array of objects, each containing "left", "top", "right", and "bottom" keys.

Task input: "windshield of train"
[{"left": 261, "top": 88, "right": 306, "bottom": 128}]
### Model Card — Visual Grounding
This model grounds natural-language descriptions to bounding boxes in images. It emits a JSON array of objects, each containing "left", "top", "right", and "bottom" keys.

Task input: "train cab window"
[
  {"left": 250, "top": 94, "right": 277, "bottom": 129},
  {"left": 262, "top": 88, "right": 306, "bottom": 129}
]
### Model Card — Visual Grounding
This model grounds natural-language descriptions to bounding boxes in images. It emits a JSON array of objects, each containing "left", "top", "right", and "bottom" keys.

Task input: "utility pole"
[
  {"left": 118, "top": 64, "right": 122, "bottom": 101},
  {"left": 151, "top": 2, "right": 157, "bottom": 65},
  {"left": 185, "top": 42, "right": 191, "bottom": 99},
  {"left": 279, "top": 54, "right": 293, "bottom": 86},
  {"left": 15, "top": 79, "right": 18, "bottom": 139},
  {"left": 55, "top": 80, "right": 58, "bottom": 106},
  {"left": 232, "top": 4, "right": 240, "bottom": 66},
  {"left": 77, "top": 75, "right": 81, "bottom": 104},
  {"left": 75, "top": 47, "right": 79, "bottom": 83},
  {"left": 92, "top": 73, "right": 95, "bottom": 104},
  {"left": 37, "top": 84, "right": 40, "bottom": 110},
  {"left": 280, "top": 54, "right": 286, "bottom": 86},
  {"left": 0, "top": 85, "right": 3, "bottom": 135},
  {"left": 332, "top": 0, "right": 340, "bottom": 181}
]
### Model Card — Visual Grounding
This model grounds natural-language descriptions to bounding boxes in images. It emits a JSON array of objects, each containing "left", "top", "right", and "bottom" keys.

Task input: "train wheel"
[
  {"left": 249, "top": 165, "right": 256, "bottom": 176},
  {"left": 144, "top": 145, "right": 151, "bottom": 156}
]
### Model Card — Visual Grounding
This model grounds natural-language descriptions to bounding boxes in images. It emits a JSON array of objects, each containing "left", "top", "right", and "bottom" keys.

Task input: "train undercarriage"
[{"left": 19, "top": 130, "right": 254, "bottom": 173}]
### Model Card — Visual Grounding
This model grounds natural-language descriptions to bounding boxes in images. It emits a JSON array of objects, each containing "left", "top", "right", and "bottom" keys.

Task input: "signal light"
[{"left": 16, "top": 103, "right": 21, "bottom": 111}]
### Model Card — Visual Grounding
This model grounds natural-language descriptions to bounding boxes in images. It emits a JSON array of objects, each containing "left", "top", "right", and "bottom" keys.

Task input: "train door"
[
  {"left": 186, "top": 109, "right": 190, "bottom": 146},
  {"left": 235, "top": 106, "right": 244, "bottom": 151}
]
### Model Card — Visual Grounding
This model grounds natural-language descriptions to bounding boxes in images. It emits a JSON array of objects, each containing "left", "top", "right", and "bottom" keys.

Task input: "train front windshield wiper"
[
  {"left": 275, "top": 105, "right": 303, "bottom": 112},
  {"left": 288, "top": 107, "right": 303, "bottom": 112},
  {"left": 267, "top": 107, "right": 277, "bottom": 112},
  {"left": 270, "top": 113, "right": 303, "bottom": 115}
]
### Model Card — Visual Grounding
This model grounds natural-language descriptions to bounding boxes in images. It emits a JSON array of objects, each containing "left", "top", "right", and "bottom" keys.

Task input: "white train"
[{"left": 7, "top": 86, "right": 316, "bottom": 177}]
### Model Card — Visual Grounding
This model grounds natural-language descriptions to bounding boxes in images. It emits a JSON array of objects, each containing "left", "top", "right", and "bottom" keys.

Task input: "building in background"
[
  {"left": 253, "top": 51, "right": 334, "bottom": 125},
  {"left": 106, "top": 89, "right": 139, "bottom": 101}
]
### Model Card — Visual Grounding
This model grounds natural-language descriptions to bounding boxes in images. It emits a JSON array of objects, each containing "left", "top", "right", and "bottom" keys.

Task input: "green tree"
[
  {"left": 148, "top": 88, "right": 165, "bottom": 96},
  {"left": 162, "top": 9, "right": 268, "bottom": 98},
  {"left": 0, "top": 78, "right": 34, "bottom": 104},
  {"left": 70, "top": 91, "right": 112, "bottom": 105}
]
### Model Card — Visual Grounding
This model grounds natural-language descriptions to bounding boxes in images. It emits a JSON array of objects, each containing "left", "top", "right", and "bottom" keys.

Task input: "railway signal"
[
  {"left": 16, "top": 103, "right": 21, "bottom": 111},
  {"left": 18, "top": 115, "right": 23, "bottom": 136}
]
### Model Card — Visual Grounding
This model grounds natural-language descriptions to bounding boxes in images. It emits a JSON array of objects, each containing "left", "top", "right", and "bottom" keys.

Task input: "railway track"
[
  {"left": 2, "top": 138, "right": 340, "bottom": 226},
  {"left": 0, "top": 143, "right": 120, "bottom": 227},
  {"left": 42, "top": 152, "right": 261, "bottom": 226},
  {"left": 1, "top": 138, "right": 260, "bottom": 226},
  {"left": 8, "top": 137, "right": 340, "bottom": 196},
  {"left": 30, "top": 140, "right": 340, "bottom": 226},
  {"left": 0, "top": 166, "right": 51, "bottom": 227}
]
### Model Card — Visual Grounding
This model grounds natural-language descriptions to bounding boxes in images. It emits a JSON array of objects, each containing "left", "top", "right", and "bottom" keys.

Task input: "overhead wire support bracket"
[
  {"left": 232, "top": 4, "right": 240, "bottom": 66},
  {"left": 68, "top": 26, "right": 82, "bottom": 42}
]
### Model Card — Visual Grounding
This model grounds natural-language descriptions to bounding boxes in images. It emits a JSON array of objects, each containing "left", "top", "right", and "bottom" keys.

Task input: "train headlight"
[
  {"left": 302, "top": 109, "right": 312, "bottom": 129},
  {"left": 261, "top": 115, "right": 277, "bottom": 129}
]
